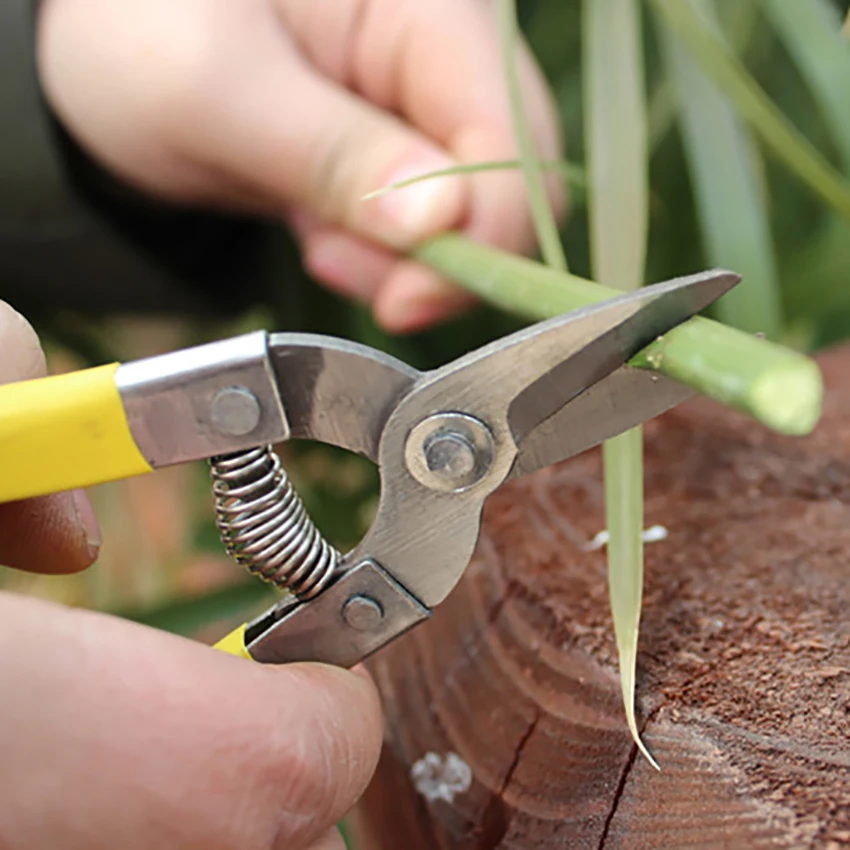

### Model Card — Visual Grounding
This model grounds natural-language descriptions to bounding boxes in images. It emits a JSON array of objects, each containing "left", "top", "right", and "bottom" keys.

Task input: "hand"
[
  {"left": 0, "top": 302, "right": 383, "bottom": 850},
  {"left": 36, "top": 0, "right": 562, "bottom": 332}
]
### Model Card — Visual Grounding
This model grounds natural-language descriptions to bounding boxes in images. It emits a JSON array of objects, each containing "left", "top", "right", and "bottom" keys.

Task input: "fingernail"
[
  {"left": 375, "top": 156, "right": 465, "bottom": 244},
  {"left": 72, "top": 489, "right": 101, "bottom": 560}
]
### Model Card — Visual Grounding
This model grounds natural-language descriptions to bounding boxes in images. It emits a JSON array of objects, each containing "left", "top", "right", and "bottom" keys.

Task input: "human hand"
[
  {"left": 0, "top": 302, "right": 383, "bottom": 850},
  {"left": 36, "top": 0, "right": 562, "bottom": 332}
]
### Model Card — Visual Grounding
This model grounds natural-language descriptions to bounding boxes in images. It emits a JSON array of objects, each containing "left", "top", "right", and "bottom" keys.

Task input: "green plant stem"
[
  {"left": 497, "top": 0, "right": 568, "bottom": 271},
  {"left": 414, "top": 234, "right": 823, "bottom": 437}
]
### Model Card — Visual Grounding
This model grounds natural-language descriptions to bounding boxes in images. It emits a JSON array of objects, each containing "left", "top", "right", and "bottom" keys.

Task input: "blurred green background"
[{"left": 5, "top": 0, "right": 850, "bottom": 643}]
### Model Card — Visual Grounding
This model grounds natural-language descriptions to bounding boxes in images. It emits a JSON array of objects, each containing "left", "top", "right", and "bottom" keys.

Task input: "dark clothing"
[{"left": 0, "top": 0, "right": 274, "bottom": 318}]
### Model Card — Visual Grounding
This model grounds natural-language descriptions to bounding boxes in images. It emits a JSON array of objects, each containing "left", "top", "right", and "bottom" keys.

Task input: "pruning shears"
[{"left": 0, "top": 270, "right": 738, "bottom": 667}]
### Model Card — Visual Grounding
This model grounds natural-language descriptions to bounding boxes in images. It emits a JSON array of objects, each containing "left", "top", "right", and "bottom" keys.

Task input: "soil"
[{"left": 351, "top": 347, "right": 850, "bottom": 850}]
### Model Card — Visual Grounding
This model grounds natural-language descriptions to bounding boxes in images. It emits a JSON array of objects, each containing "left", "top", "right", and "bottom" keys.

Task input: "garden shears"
[{"left": 0, "top": 269, "right": 738, "bottom": 667}]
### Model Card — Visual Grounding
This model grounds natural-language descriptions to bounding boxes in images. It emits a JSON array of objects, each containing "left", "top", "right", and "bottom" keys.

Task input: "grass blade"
[
  {"left": 362, "top": 159, "right": 586, "bottom": 201},
  {"left": 758, "top": 0, "right": 850, "bottom": 173},
  {"left": 650, "top": 0, "right": 850, "bottom": 222},
  {"left": 497, "top": 0, "right": 568, "bottom": 270},
  {"left": 659, "top": 0, "right": 783, "bottom": 339},
  {"left": 582, "top": 0, "right": 656, "bottom": 768}
]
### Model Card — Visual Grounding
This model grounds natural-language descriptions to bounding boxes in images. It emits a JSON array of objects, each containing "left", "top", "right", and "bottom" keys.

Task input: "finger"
[
  {"left": 0, "top": 302, "right": 101, "bottom": 573},
  {"left": 307, "top": 828, "right": 347, "bottom": 850},
  {"left": 0, "top": 492, "right": 100, "bottom": 575},
  {"left": 0, "top": 591, "right": 383, "bottom": 850},
  {"left": 277, "top": 0, "right": 565, "bottom": 253},
  {"left": 168, "top": 11, "right": 468, "bottom": 252},
  {"left": 373, "top": 262, "right": 477, "bottom": 334},
  {"left": 288, "top": 212, "right": 476, "bottom": 332},
  {"left": 289, "top": 210, "right": 394, "bottom": 304}
]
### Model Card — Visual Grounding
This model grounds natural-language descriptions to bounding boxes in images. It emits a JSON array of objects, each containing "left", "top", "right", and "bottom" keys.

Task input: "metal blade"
[
  {"left": 347, "top": 269, "right": 737, "bottom": 610},
  {"left": 509, "top": 366, "right": 690, "bottom": 479},
  {"left": 504, "top": 269, "right": 739, "bottom": 446},
  {"left": 269, "top": 333, "right": 418, "bottom": 462}
]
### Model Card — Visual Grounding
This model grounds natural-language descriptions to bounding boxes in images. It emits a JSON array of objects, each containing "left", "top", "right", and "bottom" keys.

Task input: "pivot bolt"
[{"left": 405, "top": 412, "right": 495, "bottom": 493}]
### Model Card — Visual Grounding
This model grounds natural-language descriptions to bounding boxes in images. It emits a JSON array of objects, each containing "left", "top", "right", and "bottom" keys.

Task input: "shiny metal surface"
[
  {"left": 405, "top": 412, "right": 495, "bottom": 492},
  {"left": 122, "top": 271, "right": 737, "bottom": 666},
  {"left": 344, "top": 270, "right": 738, "bottom": 609},
  {"left": 209, "top": 446, "right": 338, "bottom": 598},
  {"left": 342, "top": 595, "right": 384, "bottom": 631},
  {"left": 117, "top": 331, "right": 288, "bottom": 467},
  {"left": 245, "top": 559, "right": 428, "bottom": 667},
  {"left": 268, "top": 334, "right": 417, "bottom": 461},
  {"left": 209, "top": 387, "right": 262, "bottom": 437},
  {"left": 509, "top": 366, "right": 691, "bottom": 479}
]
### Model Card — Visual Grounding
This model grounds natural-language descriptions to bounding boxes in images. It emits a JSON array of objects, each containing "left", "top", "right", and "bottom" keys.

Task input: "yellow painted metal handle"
[
  {"left": 214, "top": 624, "right": 253, "bottom": 659},
  {"left": 0, "top": 363, "right": 152, "bottom": 503}
]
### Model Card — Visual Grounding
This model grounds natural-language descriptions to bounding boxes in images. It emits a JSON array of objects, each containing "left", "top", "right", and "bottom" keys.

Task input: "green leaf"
[
  {"left": 650, "top": 0, "right": 850, "bottom": 222},
  {"left": 758, "top": 0, "right": 850, "bottom": 173},
  {"left": 582, "top": 0, "right": 656, "bottom": 768},
  {"left": 361, "top": 159, "right": 586, "bottom": 202},
  {"left": 659, "top": 0, "right": 783, "bottom": 339},
  {"left": 497, "top": 0, "right": 568, "bottom": 271}
]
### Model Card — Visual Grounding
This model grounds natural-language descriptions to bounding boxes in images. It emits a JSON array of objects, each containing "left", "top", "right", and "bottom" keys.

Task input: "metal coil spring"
[{"left": 209, "top": 446, "right": 338, "bottom": 599}]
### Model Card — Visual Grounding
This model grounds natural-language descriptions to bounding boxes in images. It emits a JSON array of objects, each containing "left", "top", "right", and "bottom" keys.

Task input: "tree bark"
[{"left": 350, "top": 347, "right": 850, "bottom": 850}]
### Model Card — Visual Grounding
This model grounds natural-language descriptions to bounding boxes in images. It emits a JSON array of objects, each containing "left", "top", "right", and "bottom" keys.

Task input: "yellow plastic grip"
[
  {"left": 214, "top": 624, "right": 253, "bottom": 659},
  {"left": 0, "top": 363, "right": 152, "bottom": 503}
]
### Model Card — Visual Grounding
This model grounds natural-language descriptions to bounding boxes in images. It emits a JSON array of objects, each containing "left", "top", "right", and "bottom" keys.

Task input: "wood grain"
[{"left": 351, "top": 347, "right": 850, "bottom": 849}]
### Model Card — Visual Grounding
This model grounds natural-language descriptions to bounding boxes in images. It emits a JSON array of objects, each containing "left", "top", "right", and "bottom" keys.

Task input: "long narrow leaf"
[
  {"left": 660, "top": 0, "right": 783, "bottom": 339},
  {"left": 497, "top": 0, "right": 568, "bottom": 270},
  {"left": 650, "top": 0, "right": 850, "bottom": 222},
  {"left": 583, "top": 0, "right": 656, "bottom": 768},
  {"left": 362, "top": 159, "right": 586, "bottom": 202},
  {"left": 759, "top": 0, "right": 850, "bottom": 173}
]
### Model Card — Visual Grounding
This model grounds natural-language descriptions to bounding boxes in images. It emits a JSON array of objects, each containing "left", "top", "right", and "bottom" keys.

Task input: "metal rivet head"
[
  {"left": 342, "top": 595, "right": 384, "bottom": 632},
  {"left": 424, "top": 432, "right": 477, "bottom": 479},
  {"left": 210, "top": 387, "right": 262, "bottom": 436},
  {"left": 405, "top": 412, "right": 495, "bottom": 493}
]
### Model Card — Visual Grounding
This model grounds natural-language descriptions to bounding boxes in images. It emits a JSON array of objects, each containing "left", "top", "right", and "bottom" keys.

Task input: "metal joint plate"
[
  {"left": 246, "top": 560, "right": 430, "bottom": 667},
  {"left": 116, "top": 331, "right": 289, "bottom": 467}
]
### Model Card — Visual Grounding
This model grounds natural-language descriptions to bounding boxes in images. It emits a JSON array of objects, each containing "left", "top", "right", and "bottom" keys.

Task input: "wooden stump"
[{"left": 350, "top": 348, "right": 850, "bottom": 849}]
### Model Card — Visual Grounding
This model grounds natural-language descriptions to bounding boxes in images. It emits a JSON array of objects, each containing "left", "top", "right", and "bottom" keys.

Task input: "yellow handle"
[
  {"left": 0, "top": 363, "right": 153, "bottom": 503},
  {"left": 214, "top": 624, "right": 253, "bottom": 659}
]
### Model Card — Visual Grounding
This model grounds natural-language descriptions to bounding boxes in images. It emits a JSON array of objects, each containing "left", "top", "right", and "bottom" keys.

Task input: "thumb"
[
  {"left": 0, "top": 302, "right": 101, "bottom": 574},
  {"left": 0, "top": 591, "right": 382, "bottom": 850},
  {"left": 175, "top": 38, "right": 468, "bottom": 251}
]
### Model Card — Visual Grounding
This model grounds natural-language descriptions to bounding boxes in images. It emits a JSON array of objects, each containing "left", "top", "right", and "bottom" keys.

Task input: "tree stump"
[{"left": 350, "top": 347, "right": 850, "bottom": 849}]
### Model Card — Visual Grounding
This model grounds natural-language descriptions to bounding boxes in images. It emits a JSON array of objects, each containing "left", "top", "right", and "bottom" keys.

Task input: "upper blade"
[
  {"left": 504, "top": 268, "right": 738, "bottom": 446},
  {"left": 507, "top": 269, "right": 740, "bottom": 478}
]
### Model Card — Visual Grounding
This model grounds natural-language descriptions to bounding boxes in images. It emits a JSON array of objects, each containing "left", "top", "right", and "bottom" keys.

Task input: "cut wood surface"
[{"left": 351, "top": 347, "right": 850, "bottom": 850}]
